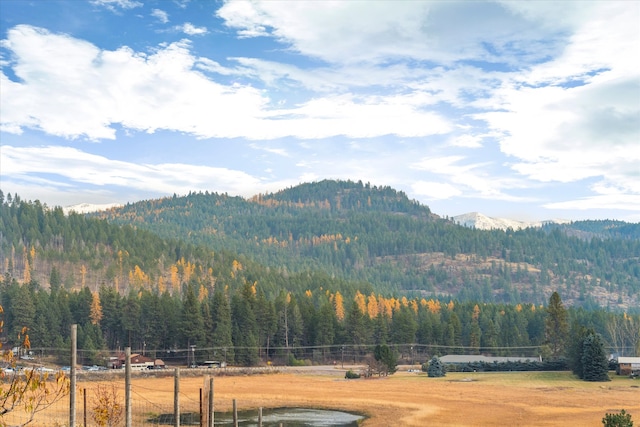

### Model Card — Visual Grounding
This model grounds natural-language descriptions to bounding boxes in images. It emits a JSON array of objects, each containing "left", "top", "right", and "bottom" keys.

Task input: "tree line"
[{"left": 1, "top": 273, "right": 638, "bottom": 368}]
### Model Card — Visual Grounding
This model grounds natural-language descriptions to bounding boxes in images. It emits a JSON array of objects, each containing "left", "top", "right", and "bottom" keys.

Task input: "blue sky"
[{"left": 1, "top": 0, "right": 639, "bottom": 222}]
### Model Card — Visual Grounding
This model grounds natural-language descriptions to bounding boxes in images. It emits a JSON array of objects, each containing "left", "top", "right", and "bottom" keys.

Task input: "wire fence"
[
  {"left": 3, "top": 370, "right": 205, "bottom": 427},
  {"left": 4, "top": 341, "right": 628, "bottom": 426}
]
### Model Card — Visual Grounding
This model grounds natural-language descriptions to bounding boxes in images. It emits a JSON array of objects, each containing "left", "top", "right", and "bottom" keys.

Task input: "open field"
[{"left": 4, "top": 367, "right": 640, "bottom": 426}]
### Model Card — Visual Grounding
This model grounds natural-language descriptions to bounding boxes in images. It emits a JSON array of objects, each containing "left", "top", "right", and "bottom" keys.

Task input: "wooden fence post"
[
  {"left": 69, "top": 324, "right": 77, "bottom": 427},
  {"left": 233, "top": 399, "right": 238, "bottom": 427},
  {"left": 199, "top": 388, "right": 203, "bottom": 427},
  {"left": 125, "top": 347, "right": 132, "bottom": 427},
  {"left": 83, "top": 388, "right": 87, "bottom": 427},
  {"left": 208, "top": 377, "right": 214, "bottom": 427},
  {"left": 174, "top": 368, "right": 180, "bottom": 427}
]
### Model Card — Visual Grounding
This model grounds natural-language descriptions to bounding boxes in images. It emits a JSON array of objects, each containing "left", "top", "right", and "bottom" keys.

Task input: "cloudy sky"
[{"left": 1, "top": 0, "right": 639, "bottom": 222}]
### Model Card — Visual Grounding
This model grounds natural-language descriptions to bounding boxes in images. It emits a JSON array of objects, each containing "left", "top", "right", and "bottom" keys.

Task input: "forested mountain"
[
  {"left": 1, "top": 185, "right": 639, "bottom": 367},
  {"left": 79, "top": 179, "right": 640, "bottom": 310},
  {"left": 542, "top": 220, "right": 640, "bottom": 241}
]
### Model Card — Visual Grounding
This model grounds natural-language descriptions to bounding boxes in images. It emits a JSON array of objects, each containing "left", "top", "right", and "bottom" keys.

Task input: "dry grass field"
[
  {"left": 191, "top": 368, "right": 640, "bottom": 426},
  {"left": 4, "top": 367, "right": 640, "bottom": 426}
]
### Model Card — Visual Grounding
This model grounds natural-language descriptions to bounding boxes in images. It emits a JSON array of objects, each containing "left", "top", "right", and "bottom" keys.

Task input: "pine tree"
[
  {"left": 582, "top": 332, "right": 610, "bottom": 382},
  {"left": 231, "top": 284, "right": 259, "bottom": 366},
  {"left": 211, "top": 290, "right": 234, "bottom": 363},
  {"left": 180, "top": 282, "right": 205, "bottom": 348},
  {"left": 426, "top": 355, "right": 446, "bottom": 377},
  {"left": 373, "top": 344, "right": 397, "bottom": 375},
  {"left": 568, "top": 323, "right": 592, "bottom": 378},
  {"left": 545, "top": 291, "right": 569, "bottom": 358}
]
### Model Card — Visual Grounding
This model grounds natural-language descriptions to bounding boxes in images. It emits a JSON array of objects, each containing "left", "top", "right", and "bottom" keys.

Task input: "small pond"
[{"left": 148, "top": 407, "right": 364, "bottom": 426}]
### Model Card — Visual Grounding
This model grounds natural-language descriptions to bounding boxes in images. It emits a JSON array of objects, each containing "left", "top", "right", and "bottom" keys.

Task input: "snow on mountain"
[
  {"left": 452, "top": 212, "right": 569, "bottom": 231},
  {"left": 63, "top": 203, "right": 121, "bottom": 215}
]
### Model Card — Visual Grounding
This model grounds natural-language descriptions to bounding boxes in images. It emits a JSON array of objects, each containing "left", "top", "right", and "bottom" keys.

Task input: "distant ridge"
[{"left": 452, "top": 212, "right": 569, "bottom": 231}]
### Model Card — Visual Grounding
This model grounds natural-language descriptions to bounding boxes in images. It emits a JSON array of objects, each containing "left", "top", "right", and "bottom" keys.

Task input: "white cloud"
[
  {"left": 449, "top": 134, "right": 482, "bottom": 148},
  {"left": 411, "top": 155, "right": 533, "bottom": 202},
  {"left": 152, "top": 9, "right": 169, "bottom": 24},
  {"left": 216, "top": 1, "right": 584, "bottom": 65},
  {"left": 0, "top": 25, "right": 451, "bottom": 141},
  {"left": 249, "top": 143, "right": 290, "bottom": 157},
  {"left": 0, "top": 145, "right": 268, "bottom": 197},
  {"left": 91, "top": 0, "right": 142, "bottom": 11},
  {"left": 543, "top": 194, "right": 640, "bottom": 212},
  {"left": 181, "top": 23, "right": 207, "bottom": 36},
  {"left": 411, "top": 181, "right": 462, "bottom": 200}
]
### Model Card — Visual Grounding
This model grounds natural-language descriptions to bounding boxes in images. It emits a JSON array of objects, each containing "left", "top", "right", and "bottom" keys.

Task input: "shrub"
[
  {"left": 345, "top": 370, "right": 361, "bottom": 379},
  {"left": 602, "top": 409, "right": 633, "bottom": 427}
]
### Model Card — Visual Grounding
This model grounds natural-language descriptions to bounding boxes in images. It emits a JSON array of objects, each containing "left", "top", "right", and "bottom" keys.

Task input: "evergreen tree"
[
  {"left": 545, "top": 291, "right": 569, "bottom": 358},
  {"left": 426, "top": 355, "right": 446, "bottom": 377},
  {"left": 49, "top": 266, "right": 62, "bottom": 294},
  {"left": 211, "top": 290, "right": 234, "bottom": 363},
  {"left": 314, "top": 301, "right": 336, "bottom": 349},
  {"left": 231, "top": 284, "right": 259, "bottom": 366},
  {"left": 582, "top": 332, "right": 610, "bottom": 382},
  {"left": 373, "top": 344, "right": 397, "bottom": 375},
  {"left": 568, "top": 323, "right": 593, "bottom": 379},
  {"left": 390, "top": 305, "right": 417, "bottom": 344},
  {"left": 180, "top": 283, "right": 205, "bottom": 348}
]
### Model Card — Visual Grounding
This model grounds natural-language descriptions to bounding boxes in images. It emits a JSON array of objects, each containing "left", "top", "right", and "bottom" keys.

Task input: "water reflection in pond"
[{"left": 148, "top": 408, "right": 364, "bottom": 426}]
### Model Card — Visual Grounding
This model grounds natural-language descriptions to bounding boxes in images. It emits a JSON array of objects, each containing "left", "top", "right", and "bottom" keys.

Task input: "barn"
[{"left": 616, "top": 357, "right": 640, "bottom": 376}]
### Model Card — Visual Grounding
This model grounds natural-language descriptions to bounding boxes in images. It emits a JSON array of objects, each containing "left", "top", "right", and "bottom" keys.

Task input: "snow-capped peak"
[
  {"left": 63, "top": 203, "right": 121, "bottom": 215},
  {"left": 452, "top": 212, "right": 569, "bottom": 231}
]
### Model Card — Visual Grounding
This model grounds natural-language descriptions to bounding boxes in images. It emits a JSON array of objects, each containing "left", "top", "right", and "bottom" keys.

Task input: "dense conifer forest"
[{"left": 0, "top": 182, "right": 638, "bottom": 367}]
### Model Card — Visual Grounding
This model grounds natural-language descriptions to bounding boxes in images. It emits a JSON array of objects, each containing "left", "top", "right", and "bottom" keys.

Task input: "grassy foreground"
[
  {"left": 201, "top": 369, "right": 640, "bottom": 426},
  {"left": 5, "top": 368, "right": 640, "bottom": 426}
]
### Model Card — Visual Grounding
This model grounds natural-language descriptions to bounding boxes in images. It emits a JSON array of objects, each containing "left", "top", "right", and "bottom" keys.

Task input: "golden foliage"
[
  {"left": 472, "top": 304, "right": 481, "bottom": 321},
  {"left": 91, "top": 384, "right": 123, "bottom": 427},
  {"left": 90, "top": 292, "right": 103, "bottom": 325},
  {"left": 367, "top": 293, "right": 379, "bottom": 319},
  {"left": 1, "top": 306, "right": 70, "bottom": 423},
  {"left": 334, "top": 291, "right": 345, "bottom": 321},
  {"left": 198, "top": 284, "right": 208, "bottom": 302},
  {"left": 426, "top": 299, "right": 441, "bottom": 314},
  {"left": 354, "top": 291, "right": 367, "bottom": 315}
]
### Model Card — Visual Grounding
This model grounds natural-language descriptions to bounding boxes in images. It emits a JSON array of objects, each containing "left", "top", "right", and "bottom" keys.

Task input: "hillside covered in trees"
[
  {"left": 1, "top": 184, "right": 639, "bottom": 367},
  {"left": 83, "top": 180, "right": 640, "bottom": 309}
]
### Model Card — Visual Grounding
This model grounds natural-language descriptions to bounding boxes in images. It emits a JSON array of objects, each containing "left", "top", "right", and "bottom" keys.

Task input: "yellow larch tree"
[
  {"left": 367, "top": 293, "right": 379, "bottom": 319},
  {"left": 426, "top": 299, "right": 441, "bottom": 314},
  {"left": 334, "top": 291, "right": 345, "bottom": 321},
  {"left": 472, "top": 304, "right": 481, "bottom": 321},
  {"left": 90, "top": 292, "right": 103, "bottom": 325},
  {"left": 157, "top": 276, "right": 166, "bottom": 294},
  {"left": 410, "top": 299, "right": 418, "bottom": 314},
  {"left": 198, "top": 284, "right": 208, "bottom": 302},
  {"left": 170, "top": 264, "right": 180, "bottom": 293},
  {"left": 354, "top": 291, "right": 367, "bottom": 315}
]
